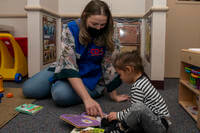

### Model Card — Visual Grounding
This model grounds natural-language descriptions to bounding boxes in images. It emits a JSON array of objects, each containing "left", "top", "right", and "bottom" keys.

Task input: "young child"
[{"left": 106, "top": 51, "right": 171, "bottom": 133}]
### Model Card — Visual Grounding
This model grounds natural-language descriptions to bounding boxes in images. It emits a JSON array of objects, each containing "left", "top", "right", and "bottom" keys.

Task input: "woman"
[{"left": 23, "top": 0, "right": 129, "bottom": 117}]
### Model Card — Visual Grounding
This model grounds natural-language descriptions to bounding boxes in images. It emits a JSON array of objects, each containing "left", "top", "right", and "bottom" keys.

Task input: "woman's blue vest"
[{"left": 67, "top": 21, "right": 106, "bottom": 90}]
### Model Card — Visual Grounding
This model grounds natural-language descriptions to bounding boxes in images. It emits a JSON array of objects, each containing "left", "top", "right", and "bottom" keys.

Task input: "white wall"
[
  {"left": 153, "top": 0, "right": 167, "bottom": 7},
  {"left": 0, "top": 18, "right": 27, "bottom": 37},
  {"left": 27, "top": 0, "right": 40, "bottom": 7},
  {"left": 0, "top": 0, "right": 27, "bottom": 15},
  {"left": 0, "top": 0, "right": 27, "bottom": 37},
  {"left": 110, "top": 0, "right": 145, "bottom": 15},
  {"left": 165, "top": 0, "right": 200, "bottom": 78},
  {"left": 59, "top": 0, "right": 90, "bottom": 15},
  {"left": 145, "top": 0, "right": 153, "bottom": 12},
  {"left": 40, "top": 0, "right": 59, "bottom": 13},
  {"left": 59, "top": 0, "right": 145, "bottom": 16},
  {"left": 145, "top": 0, "right": 167, "bottom": 12}
]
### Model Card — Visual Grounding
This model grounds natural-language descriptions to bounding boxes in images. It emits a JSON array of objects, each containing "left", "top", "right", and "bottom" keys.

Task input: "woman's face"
[{"left": 86, "top": 15, "right": 107, "bottom": 30}]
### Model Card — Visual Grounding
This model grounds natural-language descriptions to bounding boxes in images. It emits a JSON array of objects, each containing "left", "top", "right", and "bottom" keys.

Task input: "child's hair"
[{"left": 113, "top": 51, "right": 144, "bottom": 73}]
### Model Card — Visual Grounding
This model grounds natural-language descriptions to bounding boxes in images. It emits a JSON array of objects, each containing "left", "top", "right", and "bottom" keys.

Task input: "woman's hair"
[
  {"left": 79, "top": 0, "right": 114, "bottom": 51},
  {"left": 113, "top": 51, "right": 144, "bottom": 73}
]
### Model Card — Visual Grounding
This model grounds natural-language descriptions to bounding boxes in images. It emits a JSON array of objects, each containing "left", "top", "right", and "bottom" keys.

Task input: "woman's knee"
[
  {"left": 51, "top": 81, "right": 82, "bottom": 106},
  {"left": 22, "top": 68, "right": 54, "bottom": 98},
  {"left": 22, "top": 80, "right": 34, "bottom": 97},
  {"left": 22, "top": 79, "right": 51, "bottom": 98}
]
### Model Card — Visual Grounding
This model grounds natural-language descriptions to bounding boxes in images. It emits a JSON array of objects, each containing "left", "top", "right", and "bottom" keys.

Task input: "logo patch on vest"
[{"left": 89, "top": 48, "right": 104, "bottom": 56}]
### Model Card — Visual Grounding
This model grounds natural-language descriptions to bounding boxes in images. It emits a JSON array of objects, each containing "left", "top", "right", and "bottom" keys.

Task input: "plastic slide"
[{"left": 0, "top": 33, "right": 28, "bottom": 82}]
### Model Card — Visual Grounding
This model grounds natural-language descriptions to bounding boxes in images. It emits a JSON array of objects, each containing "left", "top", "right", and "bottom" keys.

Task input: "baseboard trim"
[{"left": 152, "top": 80, "right": 164, "bottom": 89}]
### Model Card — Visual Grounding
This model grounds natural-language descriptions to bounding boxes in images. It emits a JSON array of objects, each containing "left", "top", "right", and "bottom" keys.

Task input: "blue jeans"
[
  {"left": 124, "top": 103, "right": 167, "bottom": 133},
  {"left": 22, "top": 68, "right": 104, "bottom": 106}
]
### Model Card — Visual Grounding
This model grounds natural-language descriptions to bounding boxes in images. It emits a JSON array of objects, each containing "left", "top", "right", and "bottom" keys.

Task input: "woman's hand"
[
  {"left": 68, "top": 78, "right": 103, "bottom": 117},
  {"left": 109, "top": 90, "right": 129, "bottom": 102},
  {"left": 84, "top": 98, "right": 103, "bottom": 118},
  {"left": 107, "top": 112, "right": 117, "bottom": 121}
]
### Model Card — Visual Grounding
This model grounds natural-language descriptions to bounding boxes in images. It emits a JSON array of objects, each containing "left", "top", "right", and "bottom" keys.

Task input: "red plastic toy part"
[{"left": 6, "top": 93, "right": 13, "bottom": 98}]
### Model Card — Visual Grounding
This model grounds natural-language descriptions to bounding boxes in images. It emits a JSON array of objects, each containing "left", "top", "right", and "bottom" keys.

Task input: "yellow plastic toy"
[
  {"left": 0, "top": 75, "right": 4, "bottom": 92},
  {"left": 0, "top": 33, "right": 28, "bottom": 82}
]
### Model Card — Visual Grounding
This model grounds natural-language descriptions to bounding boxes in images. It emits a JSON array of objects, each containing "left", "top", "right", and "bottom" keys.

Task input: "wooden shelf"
[
  {"left": 179, "top": 49, "right": 200, "bottom": 130},
  {"left": 179, "top": 101, "right": 198, "bottom": 121},
  {"left": 180, "top": 80, "right": 200, "bottom": 95}
]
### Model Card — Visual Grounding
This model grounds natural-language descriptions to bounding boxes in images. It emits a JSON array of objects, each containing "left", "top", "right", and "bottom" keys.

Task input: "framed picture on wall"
[
  {"left": 43, "top": 15, "right": 57, "bottom": 65},
  {"left": 116, "top": 22, "right": 140, "bottom": 46}
]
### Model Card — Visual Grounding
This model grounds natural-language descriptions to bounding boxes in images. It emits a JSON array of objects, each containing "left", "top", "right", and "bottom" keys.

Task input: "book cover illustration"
[
  {"left": 15, "top": 104, "right": 43, "bottom": 115},
  {"left": 71, "top": 127, "right": 104, "bottom": 133},
  {"left": 60, "top": 113, "right": 101, "bottom": 128}
]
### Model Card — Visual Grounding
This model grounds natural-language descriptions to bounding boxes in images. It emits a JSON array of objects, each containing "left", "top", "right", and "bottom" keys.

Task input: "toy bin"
[
  {"left": 191, "top": 70, "right": 200, "bottom": 90},
  {"left": 184, "top": 66, "right": 200, "bottom": 89}
]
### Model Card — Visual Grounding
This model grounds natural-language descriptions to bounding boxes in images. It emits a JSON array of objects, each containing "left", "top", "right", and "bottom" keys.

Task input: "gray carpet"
[{"left": 0, "top": 78, "right": 199, "bottom": 133}]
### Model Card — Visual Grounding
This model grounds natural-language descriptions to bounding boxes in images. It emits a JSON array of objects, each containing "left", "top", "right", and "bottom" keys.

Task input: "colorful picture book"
[
  {"left": 60, "top": 113, "right": 101, "bottom": 128},
  {"left": 15, "top": 104, "right": 43, "bottom": 115},
  {"left": 71, "top": 127, "right": 104, "bottom": 133}
]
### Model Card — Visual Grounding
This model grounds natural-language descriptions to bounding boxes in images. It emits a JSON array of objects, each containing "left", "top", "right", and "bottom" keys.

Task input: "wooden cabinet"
[{"left": 179, "top": 49, "right": 200, "bottom": 129}]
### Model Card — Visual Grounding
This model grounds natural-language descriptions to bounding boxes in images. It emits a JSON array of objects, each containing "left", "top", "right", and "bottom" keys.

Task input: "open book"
[{"left": 60, "top": 113, "right": 101, "bottom": 128}]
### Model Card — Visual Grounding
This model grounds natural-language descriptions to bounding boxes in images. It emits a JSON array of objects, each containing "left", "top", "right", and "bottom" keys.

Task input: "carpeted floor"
[
  {"left": 0, "top": 78, "right": 199, "bottom": 133},
  {"left": 0, "top": 87, "right": 35, "bottom": 128}
]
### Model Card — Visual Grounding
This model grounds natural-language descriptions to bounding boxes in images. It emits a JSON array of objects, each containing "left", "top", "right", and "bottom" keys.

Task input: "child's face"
[{"left": 116, "top": 68, "right": 134, "bottom": 84}]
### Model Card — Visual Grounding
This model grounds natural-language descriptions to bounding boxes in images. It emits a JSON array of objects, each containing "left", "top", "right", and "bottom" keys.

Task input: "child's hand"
[{"left": 107, "top": 112, "right": 117, "bottom": 121}]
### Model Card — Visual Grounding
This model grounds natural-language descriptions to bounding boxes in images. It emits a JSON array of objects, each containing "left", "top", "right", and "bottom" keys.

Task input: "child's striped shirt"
[{"left": 117, "top": 74, "right": 170, "bottom": 121}]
